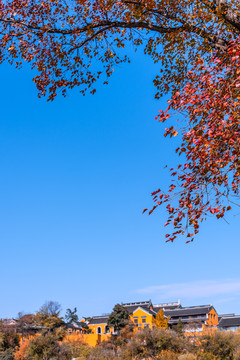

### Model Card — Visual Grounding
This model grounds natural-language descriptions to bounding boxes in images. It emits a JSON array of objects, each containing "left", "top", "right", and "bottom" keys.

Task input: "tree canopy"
[
  {"left": 107, "top": 304, "right": 129, "bottom": 332},
  {"left": 1, "top": 0, "right": 240, "bottom": 241},
  {"left": 153, "top": 309, "right": 169, "bottom": 329},
  {"left": 23, "top": 333, "right": 71, "bottom": 360},
  {"left": 35, "top": 301, "right": 64, "bottom": 331},
  {"left": 65, "top": 307, "right": 79, "bottom": 323},
  {"left": 0, "top": 0, "right": 239, "bottom": 99},
  {"left": 145, "top": 38, "right": 240, "bottom": 242}
]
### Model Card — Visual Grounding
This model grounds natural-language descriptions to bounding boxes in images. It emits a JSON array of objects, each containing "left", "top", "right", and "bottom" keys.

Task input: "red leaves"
[
  {"left": 146, "top": 37, "right": 240, "bottom": 243},
  {"left": 1, "top": 0, "right": 239, "bottom": 242},
  {"left": 209, "top": 208, "right": 220, "bottom": 215}
]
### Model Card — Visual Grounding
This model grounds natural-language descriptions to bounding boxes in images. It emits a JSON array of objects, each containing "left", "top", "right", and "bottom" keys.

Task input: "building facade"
[
  {"left": 218, "top": 314, "right": 240, "bottom": 331},
  {"left": 67, "top": 300, "right": 219, "bottom": 345}
]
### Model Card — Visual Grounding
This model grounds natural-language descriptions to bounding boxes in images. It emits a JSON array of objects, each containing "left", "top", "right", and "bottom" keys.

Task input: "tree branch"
[{"left": 0, "top": 16, "right": 228, "bottom": 51}]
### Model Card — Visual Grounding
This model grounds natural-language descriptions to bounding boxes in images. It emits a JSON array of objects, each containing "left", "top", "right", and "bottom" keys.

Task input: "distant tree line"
[{"left": 1, "top": 301, "right": 240, "bottom": 360}]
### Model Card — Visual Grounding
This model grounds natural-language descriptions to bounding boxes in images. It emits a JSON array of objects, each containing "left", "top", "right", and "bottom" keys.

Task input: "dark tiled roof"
[
  {"left": 66, "top": 323, "right": 77, "bottom": 329},
  {"left": 219, "top": 316, "right": 240, "bottom": 328},
  {"left": 88, "top": 316, "right": 109, "bottom": 325},
  {"left": 144, "top": 308, "right": 157, "bottom": 316},
  {"left": 123, "top": 305, "right": 139, "bottom": 314},
  {"left": 122, "top": 301, "right": 152, "bottom": 313},
  {"left": 153, "top": 305, "right": 182, "bottom": 313},
  {"left": 88, "top": 301, "right": 154, "bottom": 325},
  {"left": 168, "top": 316, "right": 207, "bottom": 325},
  {"left": 218, "top": 313, "right": 235, "bottom": 322},
  {"left": 65, "top": 321, "right": 87, "bottom": 329},
  {"left": 122, "top": 301, "right": 152, "bottom": 307},
  {"left": 153, "top": 302, "right": 182, "bottom": 313},
  {"left": 165, "top": 305, "right": 214, "bottom": 318},
  {"left": 124, "top": 305, "right": 155, "bottom": 315},
  {"left": 122, "top": 300, "right": 154, "bottom": 315}
]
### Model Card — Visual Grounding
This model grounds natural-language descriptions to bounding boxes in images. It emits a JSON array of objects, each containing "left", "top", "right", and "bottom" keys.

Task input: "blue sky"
[{"left": 0, "top": 48, "right": 240, "bottom": 320}]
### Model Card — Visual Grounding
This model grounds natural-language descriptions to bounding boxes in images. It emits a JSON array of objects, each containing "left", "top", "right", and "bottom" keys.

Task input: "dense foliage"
[
  {"left": 35, "top": 301, "right": 64, "bottom": 331},
  {"left": 146, "top": 38, "right": 240, "bottom": 242},
  {"left": 6, "top": 326, "right": 240, "bottom": 360},
  {"left": 1, "top": 0, "right": 240, "bottom": 241},
  {"left": 154, "top": 308, "right": 170, "bottom": 328},
  {"left": 0, "top": 0, "right": 239, "bottom": 99},
  {"left": 107, "top": 304, "right": 130, "bottom": 332},
  {"left": 65, "top": 308, "right": 79, "bottom": 324}
]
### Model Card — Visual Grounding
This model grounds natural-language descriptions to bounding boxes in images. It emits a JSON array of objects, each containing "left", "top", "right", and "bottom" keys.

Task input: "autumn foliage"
[
  {"left": 145, "top": 38, "right": 240, "bottom": 242},
  {"left": 14, "top": 340, "right": 29, "bottom": 360},
  {"left": 0, "top": 0, "right": 238, "bottom": 100},
  {"left": 0, "top": 0, "right": 240, "bottom": 241},
  {"left": 153, "top": 309, "right": 169, "bottom": 329}
]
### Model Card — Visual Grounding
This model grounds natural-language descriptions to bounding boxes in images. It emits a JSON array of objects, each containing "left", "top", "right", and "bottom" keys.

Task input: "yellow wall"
[
  {"left": 88, "top": 323, "right": 111, "bottom": 335},
  {"left": 184, "top": 309, "right": 218, "bottom": 337},
  {"left": 88, "top": 308, "right": 154, "bottom": 336},
  {"left": 66, "top": 333, "right": 110, "bottom": 346},
  {"left": 130, "top": 308, "right": 154, "bottom": 331},
  {"left": 65, "top": 307, "right": 219, "bottom": 346},
  {"left": 206, "top": 308, "right": 218, "bottom": 326}
]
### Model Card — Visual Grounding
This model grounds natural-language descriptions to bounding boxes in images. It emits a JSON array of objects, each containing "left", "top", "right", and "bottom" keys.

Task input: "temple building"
[
  {"left": 165, "top": 304, "right": 218, "bottom": 333},
  {"left": 78, "top": 300, "right": 219, "bottom": 337},
  {"left": 218, "top": 314, "right": 240, "bottom": 331}
]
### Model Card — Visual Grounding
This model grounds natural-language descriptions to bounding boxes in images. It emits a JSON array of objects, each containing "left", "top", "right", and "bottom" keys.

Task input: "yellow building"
[
  {"left": 88, "top": 315, "right": 112, "bottom": 335},
  {"left": 66, "top": 300, "right": 219, "bottom": 346},
  {"left": 87, "top": 301, "right": 156, "bottom": 335}
]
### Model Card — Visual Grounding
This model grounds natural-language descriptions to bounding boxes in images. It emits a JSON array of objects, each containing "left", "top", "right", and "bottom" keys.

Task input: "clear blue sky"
[{"left": 0, "top": 47, "right": 240, "bottom": 320}]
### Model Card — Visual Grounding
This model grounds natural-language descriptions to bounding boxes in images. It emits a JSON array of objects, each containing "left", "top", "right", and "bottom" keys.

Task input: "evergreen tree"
[
  {"left": 107, "top": 304, "right": 129, "bottom": 333},
  {"left": 173, "top": 318, "right": 184, "bottom": 335},
  {"left": 65, "top": 308, "right": 78, "bottom": 323}
]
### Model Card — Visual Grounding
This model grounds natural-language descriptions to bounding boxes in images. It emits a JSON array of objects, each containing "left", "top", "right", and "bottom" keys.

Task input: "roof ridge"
[
  {"left": 122, "top": 300, "right": 151, "bottom": 306},
  {"left": 154, "top": 302, "right": 180, "bottom": 306},
  {"left": 178, "top": 305, "right": 211, "bottom": 309}
]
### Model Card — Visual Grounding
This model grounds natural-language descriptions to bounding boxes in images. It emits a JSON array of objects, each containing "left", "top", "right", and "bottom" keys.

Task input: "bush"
[
  {"left": 64, "top": 338, "right": 91, "bottom": 359},
  {"left": 123, "top": 327, "right": 189, "bottom": 359},
  {"left": 178, "top": 354, "right": 196, "bottom": 360},
  {"left": 14, "top": 340, "right": 29, "bottom": 360},
  {"left": 199, "top": 331, "right": 236, "bottom": 360},
  {"left": 24, "top": 333, "right": 72, "bottom": 360},
  {"left": 0, "top": 349, "right": 15, "bottom": 360},
  {"left": 0, "top": 330, "right": 19, "bottom": 352}
]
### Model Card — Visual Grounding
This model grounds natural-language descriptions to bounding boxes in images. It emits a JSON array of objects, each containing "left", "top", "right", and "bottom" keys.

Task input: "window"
[
  {"left": 142, "top": 318, "right": 146, "bottom": 323},
  {"left": 97, "top": 327, "right": 102, "bottom": 334},
  {"left": 144, "top": 324, "right": 149, "bottom": 328},
  {"left": 134, "top": 319, "right": 138, "bottom": 324},
  {"left": 105, "top": 326, "right": 110, "bottom": 334}
]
